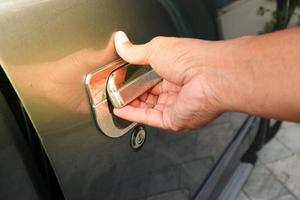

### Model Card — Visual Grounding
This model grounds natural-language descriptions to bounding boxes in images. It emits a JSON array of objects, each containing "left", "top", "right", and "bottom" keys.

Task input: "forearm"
[{"left": 213, "top": 27, "right": 300, "bottom": 121}]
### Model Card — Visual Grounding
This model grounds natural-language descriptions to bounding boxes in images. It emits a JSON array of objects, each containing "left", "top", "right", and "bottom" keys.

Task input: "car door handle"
[
  {"left": 85, "top": 59, "right": 161, "bottom": 137},
  {"left": 107, "top": 65, "right": 162, "bottom": 108}
]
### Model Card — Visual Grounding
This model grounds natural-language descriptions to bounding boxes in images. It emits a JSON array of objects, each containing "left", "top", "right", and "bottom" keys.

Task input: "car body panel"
[
  {"left": 0, "top": 92, "right": 41, "bottom": 200},
  {"left": 0, "top": 0, "right": 249, "bottom": 199}
]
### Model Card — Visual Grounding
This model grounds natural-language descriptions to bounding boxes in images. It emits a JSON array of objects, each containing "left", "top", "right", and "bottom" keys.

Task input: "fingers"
[
  {"left": 114, "top": 31, "right": 150, "bottom": 65},
  {"left": 113, "top": 106, "right": 165, "bottom": 129},
  {"left": 130, "top": 92, "right": 158, "bottom": 107},
  {"left": 151, "top": 80, "right": 181, "bottom": 95}
]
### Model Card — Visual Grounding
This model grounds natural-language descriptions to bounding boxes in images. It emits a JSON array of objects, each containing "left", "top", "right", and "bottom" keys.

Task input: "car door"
[{"left": 0, "top": 0, "right": 250, "bottom": 199}]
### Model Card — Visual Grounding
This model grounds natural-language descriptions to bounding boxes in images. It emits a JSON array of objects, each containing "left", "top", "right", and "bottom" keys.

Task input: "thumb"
[{"left": 114, "top": 31, "right": 151, "bottom": 65}]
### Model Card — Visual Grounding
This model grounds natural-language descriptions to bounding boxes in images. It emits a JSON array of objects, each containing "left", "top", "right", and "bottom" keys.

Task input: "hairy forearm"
[{"left": 212, "top": 27, "right": 300, "bottom": 121}]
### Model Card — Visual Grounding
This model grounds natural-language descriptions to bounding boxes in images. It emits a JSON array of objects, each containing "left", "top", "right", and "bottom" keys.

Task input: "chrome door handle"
[
  {"left": 85, "top": 59, "right": 161, "bottom": 137},
  {"left": 107, "top": 65, "right": 162, "bottom": 108}
]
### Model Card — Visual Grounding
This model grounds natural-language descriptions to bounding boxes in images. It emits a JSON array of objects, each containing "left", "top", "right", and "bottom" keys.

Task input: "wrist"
[{"left": 202, "top": 36, "right": 256, "bottom": 113}]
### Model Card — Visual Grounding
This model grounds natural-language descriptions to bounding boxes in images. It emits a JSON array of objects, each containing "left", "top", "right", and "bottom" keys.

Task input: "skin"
[{"left": 113, "top": 28, "right": 300, "bottom": 131}]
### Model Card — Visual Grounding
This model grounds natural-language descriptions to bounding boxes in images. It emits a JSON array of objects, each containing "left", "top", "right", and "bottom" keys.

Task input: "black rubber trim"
[
  {"left": 265, "top": 120, "right": 282, "bottom": 144},
  {"left": 158, "top": 0, "right": 190, "bottom": 36},
  {"left": 194, "top": 116, "right": 258, "bottom": 200}
]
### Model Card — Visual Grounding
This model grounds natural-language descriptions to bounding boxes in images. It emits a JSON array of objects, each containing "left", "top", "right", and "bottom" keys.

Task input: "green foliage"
[
  {"left": 257, "top": 6, "right": 265, "bottom": 16},
  {"left": 257, "top": 0, "right": 300, "bottom": 34},
  {"left": 257, "top": 6, "right": 271, "bottom": 16}
]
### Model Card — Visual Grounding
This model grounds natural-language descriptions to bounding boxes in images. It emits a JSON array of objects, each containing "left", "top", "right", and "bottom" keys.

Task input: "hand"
[{"left": 113, "top": 31, "right": 227, "bottom": 131}]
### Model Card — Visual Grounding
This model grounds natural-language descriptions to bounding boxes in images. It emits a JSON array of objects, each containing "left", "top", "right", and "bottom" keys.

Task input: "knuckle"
[
  {"left": 149, "top": 37, "right": 162, "bottom": 50},
  {"left": 150, "top": 36, "right": 164, "bottom": 44}
]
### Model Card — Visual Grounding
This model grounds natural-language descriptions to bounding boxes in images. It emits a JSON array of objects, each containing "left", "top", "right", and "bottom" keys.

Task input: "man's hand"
[
  {"left": 113, "top": 28, "right": 300, "bottom": 128},
  {"left": 113, "top": 31, "right": 227, "bottom": 131}
]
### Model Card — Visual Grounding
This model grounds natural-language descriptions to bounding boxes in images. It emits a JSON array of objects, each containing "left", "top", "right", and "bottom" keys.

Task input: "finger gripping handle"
[{"left": 107, "top": 64, "right": 162, "bottom": 108}]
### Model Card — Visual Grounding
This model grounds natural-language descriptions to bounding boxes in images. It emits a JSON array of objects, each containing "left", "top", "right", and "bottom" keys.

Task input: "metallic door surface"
[{"left": 0, "top": 0, "right": 247, "bottom": 199}]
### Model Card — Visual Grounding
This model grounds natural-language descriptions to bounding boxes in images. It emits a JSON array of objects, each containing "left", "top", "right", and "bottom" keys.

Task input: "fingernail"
[{"left": 115, "top": 31, "right": 129, "bottom": 43}]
